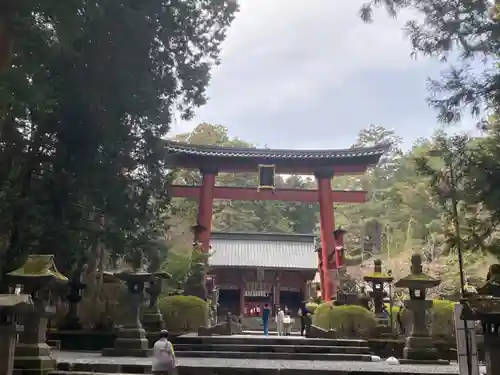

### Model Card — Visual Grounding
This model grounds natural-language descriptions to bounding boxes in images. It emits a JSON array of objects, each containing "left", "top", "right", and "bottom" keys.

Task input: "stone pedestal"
[
  {"left": 102, "top": 285, "right": 151, "bottom": 357},
  {"left": 14, "top": 304, "right": 56, "bottom": 375},
  {"left": 0, "top": 325, "right": 17, "bottom": 375},
  {"left": 0, "top": 294, "right": 32, "bottom": 375},
  {"left": 142, "top": 307, "right": 165, "bottom": 333},
  {"left": 484, "top": 335, "right": 500, "bottom": 375}
]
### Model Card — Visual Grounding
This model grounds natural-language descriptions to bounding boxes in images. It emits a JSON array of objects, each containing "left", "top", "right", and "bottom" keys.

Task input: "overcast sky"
[{"left": 174, "top": 0, "right": 476, "bottom": 150}]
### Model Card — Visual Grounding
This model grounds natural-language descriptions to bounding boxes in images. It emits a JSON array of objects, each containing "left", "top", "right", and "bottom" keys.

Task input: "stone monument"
[
  {"left": 102, "top": 269, "right": 167, "bottom": 357},
  {"left": 0, "top": 294, "right": 32, "bottom": 375},
  {"left": 462, "top": 264, "right": 500, "bottom": 375},
  {"left": 142, "top": 272, "right": 170, "bottom": 337},
  {"left": 7, "top": 255, "right": 68, "bottom": 375},
  {"left": 58, "top": 269, "right": 86, "bottom": 330},
  {"left": 364, "top": 259, "right": 393, "bottom": 332},
  {"left": 395, "top": 253, "right": 443, "bottom": 363}
]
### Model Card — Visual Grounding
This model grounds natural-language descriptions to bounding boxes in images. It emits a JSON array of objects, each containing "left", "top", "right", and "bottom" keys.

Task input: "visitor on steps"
[
  {"left": 283, "top": 308, "right": 292, "bottom": 336},
  {"left": 152, "top": 329, "right": 176, "bottom": 375},
  {"left": 276, "top": 306, "right": 285, "bottom": 336},
  {"left": 298, "top": 302, "right": 310, "bottom": 336},
  {"left": 262, "top": 303, "right": 271, "bottom": 336}
]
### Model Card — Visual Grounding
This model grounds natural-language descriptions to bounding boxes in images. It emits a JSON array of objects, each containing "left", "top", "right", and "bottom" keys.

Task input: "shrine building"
[
  {"left": 207, "top": 232, "right": 317, "bottom": 315},
  {"left": 164, "top": 140, "right": 388, "bottom": 300}
]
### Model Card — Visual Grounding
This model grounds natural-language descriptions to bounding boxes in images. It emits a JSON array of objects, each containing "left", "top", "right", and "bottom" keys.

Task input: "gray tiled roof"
[
  {"left": 209, "top": 232, "right": 317, "bottom": 270},
  {"left": 164, "top": 140, "right": 389, "bottom": 160}
]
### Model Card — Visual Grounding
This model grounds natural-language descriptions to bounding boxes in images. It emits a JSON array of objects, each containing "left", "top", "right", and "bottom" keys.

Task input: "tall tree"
[
  {"left": 359, "top": 0, "right": 500, "bottom": 125},
  {"left": 0, "top": 1, "right": 238, "bottom": 285}
]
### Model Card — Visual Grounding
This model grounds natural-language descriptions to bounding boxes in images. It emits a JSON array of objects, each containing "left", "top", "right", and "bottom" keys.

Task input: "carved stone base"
[
  {"left": 0, "top": 327, "right": 16, "bottom": 375},
  {"left": 306, "top": 325, "right": 337, "bottom": 339},
  {"left": 403, "top": 335, "right": 439, "bottom": 361},
  {"left": 142, "top": 308, "right": 165, "bottom": 333},
  {"left": 13, "top": 343, "right": 56, "bottom": 375},
  {"left": 102, "top": 327, "right": 151, "bottom": 357}
]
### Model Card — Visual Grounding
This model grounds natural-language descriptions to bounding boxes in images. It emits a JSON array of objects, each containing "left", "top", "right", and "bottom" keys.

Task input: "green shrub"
[
  {"left": 158, "top": 295, "right": 208, "bottom": 333},
  {"left": 305, "top": 302, "right": 319, "bottom": 314},
  {"left": 312, "top": 303, "right": 377, "bottom": 337}
]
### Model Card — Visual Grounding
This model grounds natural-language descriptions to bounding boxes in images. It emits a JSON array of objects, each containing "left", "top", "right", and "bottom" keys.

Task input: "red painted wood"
[
  {"left": 197, "top": 173, "right": 216, "bottom": 252},
  {"left": 171, "top": 185, "right": 367, "bottom": 203},
  {"left": 168, "top": 160, "right": 368, "bottom": 175},
  {"left": 317, "top": 177, "right": 336, "bottom": 301}
]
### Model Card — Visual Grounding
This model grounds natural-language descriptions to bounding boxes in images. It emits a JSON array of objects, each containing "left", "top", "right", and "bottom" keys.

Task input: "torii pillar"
[
  {"left": 195, "top": 166, "right": 218, "bottom": 252},
  {"left": 315, "top": 169, "right": 337, "bottom": 301}
]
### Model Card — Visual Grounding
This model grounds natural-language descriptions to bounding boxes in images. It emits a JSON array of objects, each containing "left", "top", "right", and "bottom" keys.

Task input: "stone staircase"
[{"left": 173, "top": 334, "right": 373, "bottom": 361}]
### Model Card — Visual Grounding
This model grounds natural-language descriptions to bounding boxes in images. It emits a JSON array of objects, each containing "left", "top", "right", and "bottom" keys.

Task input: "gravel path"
[{"left": 54, "top": 351, "right": 486, "bottom": 374}]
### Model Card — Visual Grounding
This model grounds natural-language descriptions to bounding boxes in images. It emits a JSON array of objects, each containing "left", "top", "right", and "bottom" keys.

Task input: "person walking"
[
  {"left": 152, "top": 330, "right": 176, "bottom": 375},
  {"left": 262, "top": 303, "right": 271, "bottom": 336},
  {"left": 276, "top": 306, "right": 285, "bottom": 336}
]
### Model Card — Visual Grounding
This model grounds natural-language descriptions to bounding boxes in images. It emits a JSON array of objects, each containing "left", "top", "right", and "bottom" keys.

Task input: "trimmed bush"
[
  {"left": 158, "top": 295, "right": 208, "bottom": 333},
  {"left": 312, "top": 303, "right": 377, "bottom": 337},
  {"left": 305, "top": 302, "right": 319, "bottom": 314}
]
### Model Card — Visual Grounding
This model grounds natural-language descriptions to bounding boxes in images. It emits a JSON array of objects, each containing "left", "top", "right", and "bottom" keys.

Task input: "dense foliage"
[
  {"left": 0, "top": 1, "right": 238, "bottom": 290},
  {"left": 158, "top": 295, "right": 208, "bottom": 333}
]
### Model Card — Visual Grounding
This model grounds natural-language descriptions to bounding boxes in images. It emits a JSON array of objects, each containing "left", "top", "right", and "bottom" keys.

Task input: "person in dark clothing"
[
  {"left": 262, "top": 303, "right": 271, "bottom": 336},
  {"left": 298, "top": 302, "right": 310, "bottom": 336}
]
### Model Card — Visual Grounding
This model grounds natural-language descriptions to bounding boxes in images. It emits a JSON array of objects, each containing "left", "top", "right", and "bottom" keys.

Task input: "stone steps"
[
  {"left": 175, "top": 350, "right": 373, "bottom": 361},
  {"left": 176, "top": 334, "right": 368, "bottom": 348},
  {"left": 175, "top": 343, "right": 371, "bottom": 354}
]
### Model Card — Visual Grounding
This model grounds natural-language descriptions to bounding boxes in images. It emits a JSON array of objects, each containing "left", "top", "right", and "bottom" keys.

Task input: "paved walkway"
[{"left": 54, "top": 351, "right": 486, "bottom": 374}]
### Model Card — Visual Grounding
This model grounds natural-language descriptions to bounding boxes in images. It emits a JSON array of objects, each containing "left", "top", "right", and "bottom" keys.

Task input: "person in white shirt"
[
  {"left": 282, "top": 307, "right": 292, "bottom": 336},
  {"left": 152, "top": 330, "right": 176, "bottom": 375},
  {"left": 276, "top": 307, "right": 285, "bottom": 336}
]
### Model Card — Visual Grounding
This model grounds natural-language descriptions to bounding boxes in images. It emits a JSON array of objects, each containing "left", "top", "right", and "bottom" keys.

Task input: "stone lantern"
[
  {"left": 7, "top": 255, "right": 68, "bottom": 375},
  {"left": 102, "top": 269, "right": 169, "bottom": 357},
  {"left": 364, "top": 259, "right": 393, "bottom": 320},
  {"left": 59, "top": 270, "right": 86, "bottom": 330},
  {"left": 142, "top": 272, "right": 171, "bottom": 341},
  {"left": 461, "top": 264, "right": 500, "bottom": 375},
  {"left": 395, "top": 253, "right": 441, "bottom": 361},
  {"left": 0, "top": 294, "right": 32, "bottom": 375}
]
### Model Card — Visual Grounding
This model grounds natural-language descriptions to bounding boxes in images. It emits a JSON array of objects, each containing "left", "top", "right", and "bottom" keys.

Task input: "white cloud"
[{"left": 173, "top": 0, "right": 436, "bottom": 143}]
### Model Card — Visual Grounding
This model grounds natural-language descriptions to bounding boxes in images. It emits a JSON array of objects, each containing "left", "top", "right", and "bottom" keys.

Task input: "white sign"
[
  {"left": 453, "top": 303, "right": 480, "bottom": 375},
  {"left": 244, "top": 290, "right": 269, "bottom": 297}
]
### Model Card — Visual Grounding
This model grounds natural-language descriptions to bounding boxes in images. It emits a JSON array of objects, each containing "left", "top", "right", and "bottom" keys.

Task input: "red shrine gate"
[{"left": 165, "top": 141, "right": 388, "bottom": 300}]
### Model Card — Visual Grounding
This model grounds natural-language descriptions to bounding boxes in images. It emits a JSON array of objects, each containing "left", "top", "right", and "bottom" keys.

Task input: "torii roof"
[{"left": 164, "top": 140, "right": 389, "bottom": 174}]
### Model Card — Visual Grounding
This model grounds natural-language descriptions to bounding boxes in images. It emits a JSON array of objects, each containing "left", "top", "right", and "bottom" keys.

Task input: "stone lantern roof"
[
  {"left": 7, "top": 255, "right": 68, "bottom": 284},
  {"left": 363, "top": 259, "right": 394, "bottom": 283}
]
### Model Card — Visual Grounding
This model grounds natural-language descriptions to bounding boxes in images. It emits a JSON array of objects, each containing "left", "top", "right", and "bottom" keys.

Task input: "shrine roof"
[
  {"left": 208, "top": 232, "right": 317, "bottom": 271},
  {"left": 164, "top": 140, "right": 389, "bottom": 173}
]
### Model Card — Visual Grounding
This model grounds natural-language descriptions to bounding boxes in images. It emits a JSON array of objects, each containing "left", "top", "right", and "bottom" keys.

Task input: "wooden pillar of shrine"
[
  {"left": 196, "top": 166, "right": 217, "bottom": 252},
  {"left": 239, "top": 279, "right": 245, "bottom": 316},
  {"left": 273, "top": 273, "right": 281, "bottom": 311},
  {"left": 315, "top": 169, "right": 336, "bottom": 300}
]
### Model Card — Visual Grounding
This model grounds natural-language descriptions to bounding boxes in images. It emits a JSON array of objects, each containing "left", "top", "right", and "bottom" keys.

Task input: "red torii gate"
[{"left": 165, "top": 141, "right": 388, "bottom": 300}]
